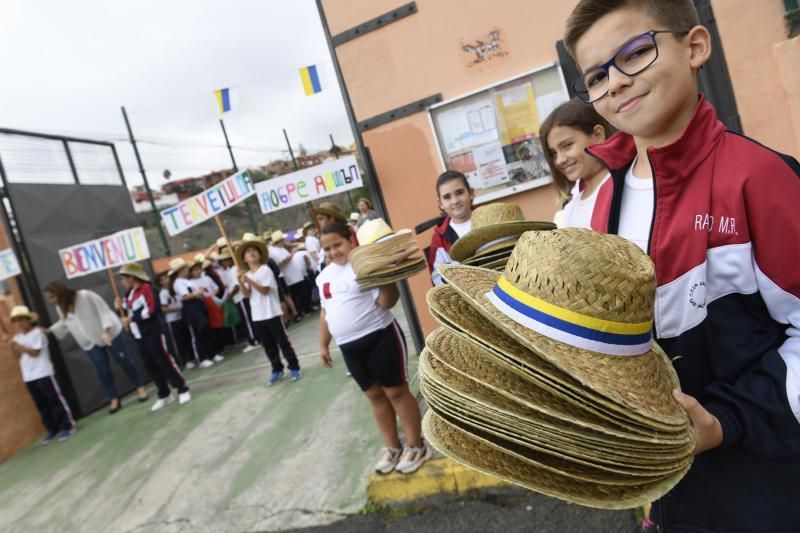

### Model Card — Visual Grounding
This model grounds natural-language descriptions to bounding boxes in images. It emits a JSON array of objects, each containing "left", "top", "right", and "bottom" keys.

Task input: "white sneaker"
[
  {"left": 213, "top": 354, "right": 225, "bottom": 363},
  {"left": 178, "top": 391, "right": 191, "bottom": 405},
  {"left": 374, "top": 446, "right": 402, "bottom": 474},
  {"left": 151, "top": 395, "right": 175, "bottom": 412},
  {"left": 395, "top": 440, "right": 432, "bottom": 474},
  {"left": 199, "top": 360, "right": 214, "bottom": 368},
  {"left": 185, "top": 361, "right": 196, "bottom": 370},
  {"left": 243, "top": 344, "right": 259, "bottom": 353}
]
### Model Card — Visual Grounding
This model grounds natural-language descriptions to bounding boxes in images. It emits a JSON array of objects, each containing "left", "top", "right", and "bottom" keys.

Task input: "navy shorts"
[{"left": 339, "top": 321, "right": 408, "bottom": 391}]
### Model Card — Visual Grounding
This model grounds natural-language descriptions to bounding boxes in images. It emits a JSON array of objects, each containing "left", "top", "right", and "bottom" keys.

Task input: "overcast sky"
[{"left": 0, "top": 0, "right": 354, "bottom": 189}]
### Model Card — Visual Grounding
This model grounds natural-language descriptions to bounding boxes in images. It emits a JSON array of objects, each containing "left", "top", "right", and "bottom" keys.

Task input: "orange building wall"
[
  {"left": 0, "top": 225, "right": 43, "bottom": 462},
  {"left": 321, "top": 0, "right": 800, "bottom": 336}
]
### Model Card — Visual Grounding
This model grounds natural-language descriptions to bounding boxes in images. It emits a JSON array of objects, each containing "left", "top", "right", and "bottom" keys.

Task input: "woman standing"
[
  {"left": 355, "top": 198, "right": 380, "bottom": 228},
  {"left": 43, "top": 281, "right": 148, "bottom": 413}
]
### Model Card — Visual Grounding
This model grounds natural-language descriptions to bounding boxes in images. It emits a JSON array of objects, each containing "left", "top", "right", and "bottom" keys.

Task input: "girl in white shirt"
[
  {"left": 159, "top": 272, "right": 191, "bottom": 368},
  {"left": 237, "top": 236, "right": 301, "bottom": 386},
  {"left": 541, "top": 98, "right": 614, "bottom": 229},
  {"left": 317, "top": 221, "right": 430, "bottom": 476}
]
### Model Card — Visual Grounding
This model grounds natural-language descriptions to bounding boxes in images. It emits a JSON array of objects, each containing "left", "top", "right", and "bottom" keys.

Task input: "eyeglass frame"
[{"left": 571, "top": 29, "right": 691, "bottom": 104}]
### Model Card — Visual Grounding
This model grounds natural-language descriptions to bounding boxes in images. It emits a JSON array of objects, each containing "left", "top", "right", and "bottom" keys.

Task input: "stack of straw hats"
[
  {"left": 349, "top": 218, "right": 426, "bottom": 290},
  {"left": 449, "top": 203, "right": 555, "bottom": 271},
  {"left": 420, "top": 228, "right": 695, "bottom": 509}
]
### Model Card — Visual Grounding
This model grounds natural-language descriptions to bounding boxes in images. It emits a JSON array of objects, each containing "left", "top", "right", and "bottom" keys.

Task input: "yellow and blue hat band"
[
  {"left": 488, "top": 276, "right": 652, "bottom": 356},
  {"left": 371, "top": 230, "right": 396, "bottom": 244}
]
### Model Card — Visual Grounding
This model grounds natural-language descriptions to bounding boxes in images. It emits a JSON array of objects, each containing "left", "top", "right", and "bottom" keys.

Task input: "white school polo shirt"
[
  {"left": 316, "top": 262, "right": 394, "bottom": 345},
  {"left": 14, "top": 329, "right": 54, "bottom": 382},
  {"left": 242, "top": 265, "right": 281, "bottom": 321}
]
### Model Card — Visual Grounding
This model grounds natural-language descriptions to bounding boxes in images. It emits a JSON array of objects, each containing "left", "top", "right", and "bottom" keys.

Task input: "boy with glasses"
[{"left": 565, "top": 1, "right": 800, "bottom": 531}]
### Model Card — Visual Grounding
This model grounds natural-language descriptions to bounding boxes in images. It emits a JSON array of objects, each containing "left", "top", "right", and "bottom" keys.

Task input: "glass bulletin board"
[{"left": 428, "top": 64, "right": 570, "bottom": 204}]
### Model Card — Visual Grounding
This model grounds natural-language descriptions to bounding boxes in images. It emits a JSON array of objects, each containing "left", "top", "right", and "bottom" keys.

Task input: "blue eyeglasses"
[{"left": 572, "top": 30, "right": 690, "bottom": 103}]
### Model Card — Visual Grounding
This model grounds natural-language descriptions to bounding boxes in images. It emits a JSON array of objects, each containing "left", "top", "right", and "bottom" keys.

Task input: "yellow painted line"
[{"left": 367, "top": 457, "right": 507, "bottom": 504}]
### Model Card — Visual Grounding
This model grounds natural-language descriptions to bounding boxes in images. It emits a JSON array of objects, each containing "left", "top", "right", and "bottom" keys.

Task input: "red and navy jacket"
[
  {"left": 124, "top": 282, "right": 165, "bottom": 337},
  {"left": 587, "top": 96, "right": 800, "bottom": 531},
  {"left": 427, "top": 216, "right": 459, "bottom": 285}
]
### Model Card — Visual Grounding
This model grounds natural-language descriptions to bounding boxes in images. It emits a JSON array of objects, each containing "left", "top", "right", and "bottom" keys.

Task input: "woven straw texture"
[
  {"left": 422, "top": 411, "right": 691, "bottom": 510},
  {"left": 312, "top": 202, "right": 347, "bottom": 223},
  {"left": 426, "top": 285, "right": 686, "bottom": 431},
  {"left": 440, "top": 232, "right": 686, "bottom": 425},
  {"left": 449, "top": 203, "right": 555, "bottom": 262}
]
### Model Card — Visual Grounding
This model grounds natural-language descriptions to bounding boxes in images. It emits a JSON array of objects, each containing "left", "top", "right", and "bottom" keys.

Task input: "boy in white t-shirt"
[
  {"left": 237, "top": 235, "right": 301, "bottom": 386},
  {"left": 317, "top": 221, "right": 430, "bottom": 475},
  {"left": 10, "top": 305, "right": 75, "bottom": 444}
]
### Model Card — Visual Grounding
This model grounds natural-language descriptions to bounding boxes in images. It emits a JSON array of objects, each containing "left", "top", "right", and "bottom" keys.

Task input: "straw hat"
[
  {"left": 438, "top": 228, "right": 686, "bottom": 425},
  {"left": 312, "top": 201, "right": 347, "bottom": 223},
  {"left": 271, "top": 230, "right": 286, "bottom": 244},
  {"left": 119, "top": 263, "right": 150, "bottom": 282},
  {"left": 350, "top": 212, "right": 360, "bottom": 222},
  {"left": 216, "top": 247, "right": 233, "bottom": 261},
  {"left": 303, "top": 221, "right": 314, "bottom": 230},
  {"left": 10, "top": 305, "right": 38, "bottom": 322},
  {"left": 216, "top": 237, "right": 227, "bottom": 248},
  {"left": 449, "top": 203, "right": 555, "bottom": 262},
  {"left": 236, "top": 232, "right": 268, "bottom": 266},
  {"left": 168, "top": 258, "right": 189, "bottom": 276},
  {"left": 356, "top": 218, "right": 405, "bottom": 246}
]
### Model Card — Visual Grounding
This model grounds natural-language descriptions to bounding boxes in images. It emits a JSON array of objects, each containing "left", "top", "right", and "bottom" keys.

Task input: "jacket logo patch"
[
  {"left": 689, "top": 281, "right": 707, "bottom": 309},
  {"left": 694, "top": 214, "right": 738, "bottom": 235}
]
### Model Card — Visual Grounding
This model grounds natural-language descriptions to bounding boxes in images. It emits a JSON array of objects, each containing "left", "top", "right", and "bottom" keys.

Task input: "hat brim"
[
  {"left": 438, "top": 265, "right": 688, "bottom": 427},
  {"left": 355, "top": 257, "right": 427, "bottom": 290},
  {"left": 450, "top": 221, "right": 555, "bottom": 262},
  {"left": 10, "top": 312, "right": 38, "bottom": 322},
  {"left": 422, "top": 411, "right": 690, "bottom": 510},
  {"left": 425, "top": 286, "right": 688, "bottom": 434},
  {"left": 312, "top": 207, "right": 347, "bottom": 223},
  {"left": 235, "top": 240, "right": 268, "bottom": 267},
  {"left": 424, "top": 324, "right": 691, "bottom": 440},
  {"left": 119, "top": 269, "right": 150, "bottom": 282}
]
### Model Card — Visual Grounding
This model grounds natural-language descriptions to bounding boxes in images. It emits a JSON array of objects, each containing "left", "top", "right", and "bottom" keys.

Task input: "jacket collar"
[{"left": 586, "top": 95, "right": 725, "bottom": 182}]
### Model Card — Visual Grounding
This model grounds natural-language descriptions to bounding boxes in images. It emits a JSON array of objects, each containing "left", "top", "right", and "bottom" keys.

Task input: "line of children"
[
  {"left": 557, "top": 1, "right": 800, "bottom": 530},
  {"left": 168, "top": 257, "right": 219, "bottom": 369},
  {"left": 236, "top": 233, "right": 302, "bottom": 386},
  {"left": 317, "top": 220, "right": 430, "bottom": 474},
  {"left": 116, "top": 263, "right": 190, "bottom": 412},
  {"left": 10, "top": 305, "right": 75, "bottom": 444}
]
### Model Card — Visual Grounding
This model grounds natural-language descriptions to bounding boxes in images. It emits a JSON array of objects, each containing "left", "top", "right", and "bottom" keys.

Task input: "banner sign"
[
  {"left": 160, "top": 170, "right": 256, "bottom": 236},
  {"left": 0, "top": 248, "right": 21, "bottom": 281},
  {"left": 59, "top": 227, "right": 151, "bottom": 279},
  {"left": 255, "top": 155, "right": 363, "bottom": 214}
]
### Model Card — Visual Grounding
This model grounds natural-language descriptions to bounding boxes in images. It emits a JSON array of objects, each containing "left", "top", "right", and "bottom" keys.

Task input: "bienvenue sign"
[
  {"left": 59, "top": 227, "right": 151, "bottom": 279},
  {"left": 255, "top": 155, "right": 363, "bottom": 214},
  {"left": 160, "top": 170, "right": 256, "bottom": 236},
  {"left": 0, "top": 248, "right": 21, "bottom": 281}
]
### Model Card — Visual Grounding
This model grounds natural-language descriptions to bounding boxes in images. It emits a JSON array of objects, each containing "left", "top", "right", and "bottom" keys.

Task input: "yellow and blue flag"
[
  {"left": 214, "top": 88, "right": 234, "bottom": 114},
  {"left": 299, "top": 65, "right": 322, "bottom": 96}
]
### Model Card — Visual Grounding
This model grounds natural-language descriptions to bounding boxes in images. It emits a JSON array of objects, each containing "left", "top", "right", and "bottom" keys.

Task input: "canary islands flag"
[
  {"left": 299, "top": 65, "right": 322, "bottom": 96},
  {"left": 214, "top": 88, "right": 234, "bottom": 114}
]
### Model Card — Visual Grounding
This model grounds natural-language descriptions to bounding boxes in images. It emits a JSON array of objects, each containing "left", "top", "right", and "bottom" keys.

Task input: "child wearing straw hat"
[
  {"left": 236, "top": 233, "right": 302, "bottom": 386},
  {"left": 169, "top": 258, "right": 216, "bottom": 369},
  {"left": 302, "top": 222, "right": 322, "bottom": 268},
  {"left": 317, "top": 220, "right": 430, "bottom": 474},
  {"left": 428, "top": 171, "right": 474, "bottom": 286},
  {"left": 190, "top": 257, "right": 226, "bottom": 363},
  {"left": 10, "top": 305, "right": 75, "bottom": 444},
  {"left": 116, "top": 263, "right": 191, "bottom": 411}
]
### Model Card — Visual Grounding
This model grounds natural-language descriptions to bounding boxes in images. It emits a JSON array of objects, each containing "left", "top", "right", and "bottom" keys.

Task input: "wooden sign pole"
[{"left": 214, "top": 215, "right": 243, "bottom": 272}]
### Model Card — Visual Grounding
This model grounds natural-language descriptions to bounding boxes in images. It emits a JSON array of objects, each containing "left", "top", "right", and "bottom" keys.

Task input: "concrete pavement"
[{"left": 0, "top": 312, "right": 413, "bottom": 533}]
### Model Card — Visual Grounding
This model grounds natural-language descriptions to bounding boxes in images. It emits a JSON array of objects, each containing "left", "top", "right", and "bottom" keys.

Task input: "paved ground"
[
  {"left": 288, "top": 488, "right": 638, "bottom": 533},
  {"left": 0, "top": 307, "right": 642, "bottom": 533},
  {"left": 0, "top": 311, "right": 414, "bottom": 533}
]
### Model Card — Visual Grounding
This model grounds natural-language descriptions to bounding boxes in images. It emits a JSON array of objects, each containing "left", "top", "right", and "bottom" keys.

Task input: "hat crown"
[
  {"left": 471, "top": 203, "right": 525, "bottom": 230},
  {"left": 10, "top": 305, "right": 35, "bottom": 319},
  {"left": 271, "top": 230, "right": 285, "bottom": 243},
  {"left": 356, "top": 218, "right": 394, "bottom": 245},
  {"left": 168, "top": 258, "right": 186, "bottom": 271},
  {"left": 502, "top": 228, "right": 655, "bottom": 324},
  {"left": 241, "top": 232, "right": 261, "bottom": 243}
]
